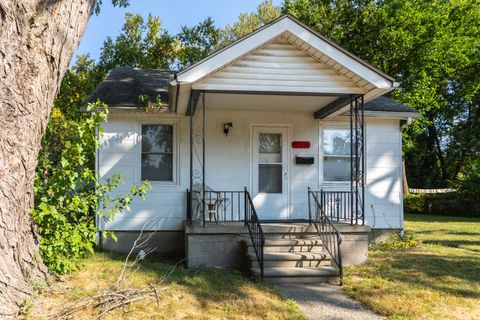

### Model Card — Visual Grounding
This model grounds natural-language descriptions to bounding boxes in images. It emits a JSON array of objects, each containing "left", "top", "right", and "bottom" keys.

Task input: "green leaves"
[
  {"left": 283, "top": 0, "right": 480, "bottom": 188},
  {"left": 33, "top": 102, "right": 151, "bottom": 274}
]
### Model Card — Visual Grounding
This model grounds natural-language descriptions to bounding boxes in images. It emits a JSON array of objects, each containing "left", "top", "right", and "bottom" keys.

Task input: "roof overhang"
[{"left": 171, "top": 15, "right": 398, "bottom": 117}]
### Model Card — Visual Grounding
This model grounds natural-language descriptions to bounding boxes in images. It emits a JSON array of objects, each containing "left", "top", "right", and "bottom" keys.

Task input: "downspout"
[
  {"left": 399, "top": 117, "right": 413, "bottom": 237},
  {"left": 173, "top": 74, "right": 181, "bottom": 114}
]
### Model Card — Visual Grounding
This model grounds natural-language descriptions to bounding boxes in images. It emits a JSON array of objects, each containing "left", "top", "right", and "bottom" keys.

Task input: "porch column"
[
  {"left": 187, "top": 93, "right": 194, "bottom": 223},
  {"left": 201, "top": 91, "right": 206, "bottom": 227},
  {"left": 187, "top": 90, "right": 206, "bottom": 225},
  {"left": 350, "top": 95, "right": 365, "bottom": 225}
]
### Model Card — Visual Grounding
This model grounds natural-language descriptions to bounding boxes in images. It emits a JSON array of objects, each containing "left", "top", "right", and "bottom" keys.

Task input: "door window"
[{"left": 258, "top": 133, "right": 282, "bottom": 193}]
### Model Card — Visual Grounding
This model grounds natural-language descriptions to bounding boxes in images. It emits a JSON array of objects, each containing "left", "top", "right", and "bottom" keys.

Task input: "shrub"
[
  {"left": 455, "top": 159, "right": 480, "bottom": 197},
  {"left": 404, "top": 193, "right": 480, "bottom": 216},
  {"left": 33, "top": 103, "right": 151, "bottom": 274},
  {"left": 370, "top": 232, "right": 420, "bottom": 250}
]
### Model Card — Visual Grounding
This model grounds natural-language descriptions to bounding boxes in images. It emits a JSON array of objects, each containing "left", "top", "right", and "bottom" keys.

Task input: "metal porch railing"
[
  {"left": 308, "top": 188, "right": 344, "bottom": 282},
  {"left": 186, "top": 188, "right": 265, "bottom": 281},
  {"left": 244, "top": 188, "right": 265, "bottom": 281},
  {"left": 308, "top": 189, "right": 364, "bottom": 225}
]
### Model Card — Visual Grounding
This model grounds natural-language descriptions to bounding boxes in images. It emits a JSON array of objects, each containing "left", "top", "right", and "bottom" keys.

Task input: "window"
[
  {"left": 322, "top": 128, "right": 350, "bottom": 182},
  {"left": 141, "top": 124, "right": 174, "bottom": 181},
  {"left": 258, "top": 133, "right": 283, "bottom": 193}
]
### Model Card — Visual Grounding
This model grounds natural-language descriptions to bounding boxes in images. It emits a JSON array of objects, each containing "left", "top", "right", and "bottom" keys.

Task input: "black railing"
[
  {"left": 308, "top": 188, "right": 343, "bottom": 282},
  {"left": 244, "top": 188, "right": 265, "bottom": 281},
  {"left": 190, "top": 189, "right": 245, "bottom": 225},
  {"left": 309, "top": 189, "right": 363, "bottom": 225}
]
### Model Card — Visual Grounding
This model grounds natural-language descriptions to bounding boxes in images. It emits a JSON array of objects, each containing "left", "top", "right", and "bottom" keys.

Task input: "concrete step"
[
  {"left": 247, "top": 238, "right": 324, "bottom": 253},
  {"left": 246, "top": 238, "right": 324, "bottom": 247},
  {"left": 248, "top": 245, "right": 324, "bottom": 255},
  {"left": 260, "top": 223, "right": 317, "bottom": 234},
  {"left": 263, "top": 234, "right": 318, "bottom": 240},
  {"left": 252, "top": 266, "right": 340, "bottom": 284},
  {"left": 249, "top": 251, "right": 333, "bottom": 268}
]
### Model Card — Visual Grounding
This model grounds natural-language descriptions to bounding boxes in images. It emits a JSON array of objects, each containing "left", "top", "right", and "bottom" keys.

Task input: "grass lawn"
[
  {"left": 343, "top": 214, "right": 480, "bottom": 320},
  {"left": 24, "top": 252, "right": 304, "bottom": 319}
]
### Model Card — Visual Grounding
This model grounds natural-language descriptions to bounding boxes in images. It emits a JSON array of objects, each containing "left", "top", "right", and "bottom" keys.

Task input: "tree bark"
[{"left": 0, "top": 0, "right": 95, "bottom": 317}]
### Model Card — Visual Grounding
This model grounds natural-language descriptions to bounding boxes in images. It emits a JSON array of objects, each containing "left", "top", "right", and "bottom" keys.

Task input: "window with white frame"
[
  {"left": 322, "top": 128, "right": 351, "bottom": 182},
  {"left": 141, "top": 124, "right": 174, "bottom": 182}
]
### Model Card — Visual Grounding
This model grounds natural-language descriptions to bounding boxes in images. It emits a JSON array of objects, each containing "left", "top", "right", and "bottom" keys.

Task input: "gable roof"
[
  {"left": 84, "top": 67, "right": 175, "bottom": 109},
  {"left": 175, "top": 14, "right": 395, "bottom": 86},
  {"left": 171, "top": 14, "right": 398, "bottom": 116}
]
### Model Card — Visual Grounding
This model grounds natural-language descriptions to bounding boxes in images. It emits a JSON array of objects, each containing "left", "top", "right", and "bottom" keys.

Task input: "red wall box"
[{"left": 291, "top": 141, "right": 311, "bottom": 149}]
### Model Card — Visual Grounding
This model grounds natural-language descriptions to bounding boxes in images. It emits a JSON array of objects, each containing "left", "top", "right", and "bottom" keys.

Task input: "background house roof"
[
  {"left": 84, "top": 67, "right": 175, "bottom": 109},
  {"left": 363, "top": 96, "right": 417, "bottom": 113},
  {"left": 84, "top": 67, "right": 418, "bottom": 115}
]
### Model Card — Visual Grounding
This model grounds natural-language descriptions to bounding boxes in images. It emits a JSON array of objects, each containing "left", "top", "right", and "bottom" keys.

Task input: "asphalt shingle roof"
[
  {"left": 364, "top": 96, "right": 417, "bottom": 113},
  {"left": 85, "top": 67, "right": 175, "bottom": 109}
]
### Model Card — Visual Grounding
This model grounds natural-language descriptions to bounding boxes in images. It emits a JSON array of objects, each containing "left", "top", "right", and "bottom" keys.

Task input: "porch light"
[{"left": 223, "top": 122, "right": 233, "bottom": 136}]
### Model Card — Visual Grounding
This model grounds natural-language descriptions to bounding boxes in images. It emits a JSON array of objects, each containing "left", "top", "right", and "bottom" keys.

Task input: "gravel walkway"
[{"left": 276, "top": 284, "right": 385, "bottom": 320}]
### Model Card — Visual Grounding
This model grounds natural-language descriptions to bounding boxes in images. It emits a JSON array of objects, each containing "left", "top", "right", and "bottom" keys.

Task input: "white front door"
[{"left": 252, "top": 126, "right": 289, "bottom": 220}]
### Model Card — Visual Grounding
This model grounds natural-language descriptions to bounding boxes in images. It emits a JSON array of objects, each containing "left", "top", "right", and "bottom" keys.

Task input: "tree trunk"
[{"left": 0, "top": 1, "right": 95, "bottom": 317}]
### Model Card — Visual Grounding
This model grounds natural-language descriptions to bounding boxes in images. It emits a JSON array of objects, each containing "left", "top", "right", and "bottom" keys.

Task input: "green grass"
[
  {"left": 343, "top": 214, "right": 480, "bottom": 320},
  {"left": 25, "top": 252, "right": 305, "bottom": 319}
]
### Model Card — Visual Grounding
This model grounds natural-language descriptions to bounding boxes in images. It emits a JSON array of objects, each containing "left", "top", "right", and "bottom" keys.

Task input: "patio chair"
[{"left": 192, "top": 184, "right": 223, "bottom": 223}]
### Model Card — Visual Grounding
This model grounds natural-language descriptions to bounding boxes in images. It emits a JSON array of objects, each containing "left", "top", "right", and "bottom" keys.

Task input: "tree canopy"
[
  {"left": 283, "top": 0, "right": 480, "bottom": 188},
  {"left": 54, "top": 0, "right": 480, "bottom": 190}
]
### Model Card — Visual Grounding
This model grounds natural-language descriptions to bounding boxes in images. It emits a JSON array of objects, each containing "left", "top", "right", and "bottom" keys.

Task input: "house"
[{"left": 87, "top": 15, "right": 420, "bottom": 283}]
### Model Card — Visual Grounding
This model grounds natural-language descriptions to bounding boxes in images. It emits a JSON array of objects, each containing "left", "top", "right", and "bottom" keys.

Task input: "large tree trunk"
[{"left": 0, "top": 0, "right": 95, "bottom": 317}]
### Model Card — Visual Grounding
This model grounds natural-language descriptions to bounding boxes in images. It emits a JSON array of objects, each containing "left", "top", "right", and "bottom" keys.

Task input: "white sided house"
[{"left": 88, "top": 15, "right": 419, "bottom": 283}]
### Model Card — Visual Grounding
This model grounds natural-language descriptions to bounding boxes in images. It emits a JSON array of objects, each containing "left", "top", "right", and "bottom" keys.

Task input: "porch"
[{"left": 182, "top": 87, "right": 370, "bottom": 280}]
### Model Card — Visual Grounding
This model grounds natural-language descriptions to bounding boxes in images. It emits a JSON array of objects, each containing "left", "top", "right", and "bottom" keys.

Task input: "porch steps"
[{"left": 245, "top": 223, "right": 340, "bottom": 284}]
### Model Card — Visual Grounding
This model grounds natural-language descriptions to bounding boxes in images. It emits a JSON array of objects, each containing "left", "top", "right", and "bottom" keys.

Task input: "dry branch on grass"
[{"left": 52, "top": 219, "right": 185, "bottom": 319}]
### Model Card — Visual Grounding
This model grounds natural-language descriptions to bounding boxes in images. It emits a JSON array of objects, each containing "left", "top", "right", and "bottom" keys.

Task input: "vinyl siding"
[
  {"left": 193, "top": 38, "right": 366, "bottom": 95},
  {"left": 97, "top": 112, "right": 402, "bottom": 231}
]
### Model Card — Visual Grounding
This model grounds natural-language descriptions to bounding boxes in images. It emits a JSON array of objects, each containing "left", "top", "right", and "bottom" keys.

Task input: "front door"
[{"left": 252, "top": 126, "right": 289, "bottom": 220}]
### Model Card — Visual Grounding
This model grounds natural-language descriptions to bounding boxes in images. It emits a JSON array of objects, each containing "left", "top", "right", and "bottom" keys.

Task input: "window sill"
[{"left": 144, "top": 181, "right": 180, "bottom": 187}]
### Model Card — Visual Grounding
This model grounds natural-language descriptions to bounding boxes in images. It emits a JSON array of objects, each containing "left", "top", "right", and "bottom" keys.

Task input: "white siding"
[
  {"left": 364, "top": 119, "right": 403, "bottom": 229},
  {"left": 193, "top": 38, "right": 366, "bottom": 95},
  {"left": 97, "top": 112, "right": 403, "bottom": 231}
]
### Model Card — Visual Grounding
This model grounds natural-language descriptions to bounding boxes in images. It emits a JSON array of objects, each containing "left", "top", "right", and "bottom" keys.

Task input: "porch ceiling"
[{"left": 197, "top": 92, "right": 339, "bottom": 113}]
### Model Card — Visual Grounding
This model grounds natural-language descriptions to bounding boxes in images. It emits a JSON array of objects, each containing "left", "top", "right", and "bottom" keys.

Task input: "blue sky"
[{"left": 74, "top": 0, "right": 283, "bottom": 62}]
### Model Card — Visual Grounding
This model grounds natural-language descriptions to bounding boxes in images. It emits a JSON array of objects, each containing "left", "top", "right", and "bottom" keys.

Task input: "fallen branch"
[{"left": 52, "top": 218, "right": 184, "bottom": 319}]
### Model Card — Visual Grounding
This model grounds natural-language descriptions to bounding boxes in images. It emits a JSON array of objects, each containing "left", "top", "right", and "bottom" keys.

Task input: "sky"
[{"left": 74, "top": 0, "right": 283, "bottom": 63}]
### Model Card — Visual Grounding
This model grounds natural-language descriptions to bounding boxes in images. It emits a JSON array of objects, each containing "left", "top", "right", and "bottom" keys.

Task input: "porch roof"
[
  {"left": 84, "top": 67, "right": 418, "bottom": 118},
  {"left": 171, "top": 14, "right": 399, "bottom": 118}
]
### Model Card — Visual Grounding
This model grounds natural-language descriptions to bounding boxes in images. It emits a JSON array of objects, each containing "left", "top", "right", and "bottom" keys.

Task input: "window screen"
[
  {"left": 323, "top": 128, "right": 350, "bottom": 181},
  {"left": 141, "top": 125, "right": 173, "bottom": 181}
]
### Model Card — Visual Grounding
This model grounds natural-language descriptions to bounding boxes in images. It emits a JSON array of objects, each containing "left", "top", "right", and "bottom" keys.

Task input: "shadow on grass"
[
  {"left": 373, "top": 249, "right": 480, "bottom": 298},
  {"left": 405, "top": 214, "right": 480, "bottom": 223},
  {"left": 421, "top": 238, "right": 480, "bottom": 250}
]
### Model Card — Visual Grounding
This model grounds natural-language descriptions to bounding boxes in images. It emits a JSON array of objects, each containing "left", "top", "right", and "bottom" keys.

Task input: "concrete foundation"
[
  {"left": 185, "top": 222, "right": 371, "bottom": 269},
  {"left": 101, "top": 231, "right": 184, "bottom": 254},
  {"left": 185, "top": 223, "right": 249, "bottom": 269},
  {"left": 101, "top": 223, "right": 376, "bottom": 268},
  {"left": 368, "top": 228, "right": 401, "bottom": 242},
  {"left": 335, "top": 224, "right": 371, "bottom": 266}
]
